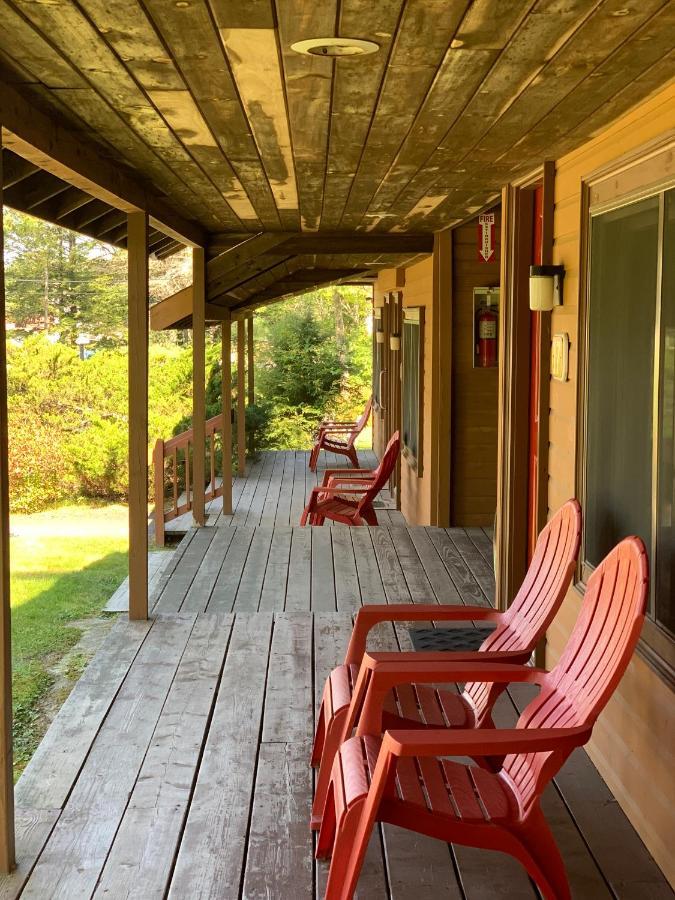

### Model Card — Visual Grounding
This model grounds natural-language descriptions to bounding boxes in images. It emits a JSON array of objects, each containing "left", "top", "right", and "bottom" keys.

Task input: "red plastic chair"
[
  {"left": 317, "top": 536, "right": 648, "bottom": 900},
  {"left": 310, "top": 499, "right": 582, "bottom": 828},
  {"left": 309, "top": 397, "right": 372, "bottom": 472},
  {"left": 301, "top": 432, "right": 400, "bottom": 527}
]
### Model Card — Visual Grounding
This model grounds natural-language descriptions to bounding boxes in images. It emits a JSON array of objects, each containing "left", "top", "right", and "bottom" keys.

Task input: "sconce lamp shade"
[
  {"left": 390, "top": 334, "right": 401, "bottom": 351},
  {"left": 529, "top": 264, "right": 565, "bottom": 311},
  {"left": 375, "top": 331, "right": 385, "bottom": 344}
]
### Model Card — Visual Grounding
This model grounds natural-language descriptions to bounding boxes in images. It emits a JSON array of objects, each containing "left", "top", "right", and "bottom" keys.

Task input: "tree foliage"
[{"left": 255, "top": 286, "right": 372, "bottom": 448}]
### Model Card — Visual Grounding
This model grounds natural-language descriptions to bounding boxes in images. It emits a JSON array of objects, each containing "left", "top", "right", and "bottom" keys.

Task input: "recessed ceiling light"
[{"left": 291, "top": 37, "right": 379, "bottom": 58}]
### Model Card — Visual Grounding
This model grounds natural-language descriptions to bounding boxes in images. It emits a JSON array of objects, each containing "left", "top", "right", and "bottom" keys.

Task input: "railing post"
[
  {"left": 127, "top": 210, "right": 149, "bottom": 621},
  {"left": 247, "top": 314, "right": 254, "bottom": 456},
  {"left": 153, "top": 439, "right": 165, "bottom": 548},
  {"left": 192, "top": 246, "right": 206, "bottom": 527},
  {"left": 221, "top": 313, "right": 233, "bottom": 514},
  {"left": 237, "top": 317, "right": 246, "bottom": 476},
  {"left": 0, "top": 132, "right": 16, "bottom": 873}
]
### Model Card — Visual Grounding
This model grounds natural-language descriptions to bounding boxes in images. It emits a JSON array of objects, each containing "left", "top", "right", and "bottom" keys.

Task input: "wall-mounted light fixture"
[
  {"left": 375, "top": 331, "right": 385, "bottom": 344},
  {"left": 390, "top": 334, "right": 401, "bottom": 351},
  {"left": 529, "top": 264, "right": 565, "bottom": 311}
]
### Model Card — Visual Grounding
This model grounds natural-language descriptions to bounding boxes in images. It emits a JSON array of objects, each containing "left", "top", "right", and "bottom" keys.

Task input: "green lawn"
[{"left": 9, "top": 505, "right": 128, "bottom": 779}]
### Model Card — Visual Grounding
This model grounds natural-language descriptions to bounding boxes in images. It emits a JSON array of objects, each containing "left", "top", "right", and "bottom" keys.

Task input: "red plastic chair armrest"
[
  {"left": 344, "top": 604, "right": 503, "bottom": 665},
  {"left": 382, "top": 725, "right": 592, "bottom": 759}
]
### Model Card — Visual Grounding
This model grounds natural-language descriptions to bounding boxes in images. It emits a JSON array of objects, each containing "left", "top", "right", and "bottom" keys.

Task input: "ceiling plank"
[
  {"left": 0, "top": 75, "right": 204, "bottom": 246},
  {"left": 142, "top": 0, "right": 282, "bottom": 229},
  {"left": 217, "top": 14, "right": 300, "bottom": 230},
  {"left": 1, "top": 0, "right": 238, "bottom": 230},
  {"left": 320, "top": 0, "right": 405, "bottom": 230},
  {"left": 336, "top": 0, "right": 483, "bottom": 231},
  {"left": 382, "top": 0, "right": 668, "bottom": 227},
  {"left": 274, "top": 0, "right": 336, "bottom": 231},
  {"left": 0, "top": 149, "right": 38, "bottom": 188},
  {"left": 2, "top": 169, "right": 70, "bottom": 211},
  {"left": 76, "top": 0, "right": 253, "bottom": 231}
]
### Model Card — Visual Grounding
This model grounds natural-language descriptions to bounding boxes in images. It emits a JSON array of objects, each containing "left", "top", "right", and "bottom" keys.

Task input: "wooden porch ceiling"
[
  {"left": 0, "top": 0, "right": 672, "bottom": 249},
  {"left": 1, "top": 148, "right": 183, "bottom": 258}
]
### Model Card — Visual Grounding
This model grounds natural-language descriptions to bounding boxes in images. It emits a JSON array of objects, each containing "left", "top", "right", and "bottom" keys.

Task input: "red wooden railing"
[{"left": 153, "top": 413, "right": 224, "bottom": 546}]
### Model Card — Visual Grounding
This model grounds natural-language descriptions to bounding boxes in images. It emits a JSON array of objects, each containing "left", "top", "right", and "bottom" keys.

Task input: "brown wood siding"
[
  {"left": 547, "top": 83, "right": 675, "bottom": 885},
  {"left": 451, "top": 216, "right": 500, "bottom": 526}
]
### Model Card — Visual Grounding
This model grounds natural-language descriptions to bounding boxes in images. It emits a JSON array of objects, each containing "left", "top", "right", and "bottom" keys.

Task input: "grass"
[{"left": 9, "top": 504, "right": 129, "bottom": 778}]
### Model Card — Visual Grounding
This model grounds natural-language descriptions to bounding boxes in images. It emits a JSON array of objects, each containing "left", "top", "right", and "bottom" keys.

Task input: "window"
[
  {"left": 583, "top": 179, "right": 675, "bottom": 685},
  {"left": 402, "top": 307, "right": 423, "bottom": 473}
]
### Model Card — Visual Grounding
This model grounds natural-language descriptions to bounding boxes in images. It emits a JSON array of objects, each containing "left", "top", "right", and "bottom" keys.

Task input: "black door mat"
[{"left": 408, "top": 625, "right": 496, "bottom": 652}]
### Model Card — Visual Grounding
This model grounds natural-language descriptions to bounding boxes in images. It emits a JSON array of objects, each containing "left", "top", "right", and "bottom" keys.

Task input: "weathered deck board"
[
  {"left": 3, "top": 516, "right": 670, "bottom": 899},
  {"left": 167, "top": 614, "right": 273, "bottom": 900}
]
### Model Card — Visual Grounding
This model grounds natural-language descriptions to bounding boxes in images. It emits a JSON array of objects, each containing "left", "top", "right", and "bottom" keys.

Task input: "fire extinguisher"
[{"left": 476, "top": 299, "right": 498, "bottom": 368}]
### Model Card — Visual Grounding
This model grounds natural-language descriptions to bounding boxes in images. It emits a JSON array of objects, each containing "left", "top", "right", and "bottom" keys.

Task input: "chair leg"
[
  {"left": 315, "top": 780, "right": 338, "bottom": 859},
  {"left": 347, "top": 446, "right": 359, "bottom": 468},
  {"left": 300, "top": 505, "right": 311, "bottom": 526},
  {"left": 510, "top": 808, "right": 571, "bottom": 900},
  {"left": 362, "top": 507, "right": 378, "bottom": 526},
  {"left": 312, "top": 706, "right": 349, "bottom": 829},
  {"left": 324, "top": 799, "right": 377, "bottom": 900},
  {"left": 311, "top": 698, "right": 327, "bottom": 767}
]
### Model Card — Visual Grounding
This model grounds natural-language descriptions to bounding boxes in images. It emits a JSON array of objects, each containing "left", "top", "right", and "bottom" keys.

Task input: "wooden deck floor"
[
  {"left": 165, "top": 448, "right": 406, "bottom": 535},
  {"left": 3, "top": 515, "right": 671, "bottom": 899}
]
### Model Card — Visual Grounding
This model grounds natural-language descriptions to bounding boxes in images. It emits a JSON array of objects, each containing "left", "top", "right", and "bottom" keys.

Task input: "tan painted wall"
[
  {"left": 400, "top": 257, "right": 434, "bottom": 525},
  {"left": 451, "top": 215, "right": 500, "bottom": 526},
  {"left": 546, "top": 83, "right": 675, "bottom": 884}
]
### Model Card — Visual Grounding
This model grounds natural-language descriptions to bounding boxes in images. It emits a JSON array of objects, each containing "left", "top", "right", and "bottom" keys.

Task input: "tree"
[
  {"left": 255, "top": 286, "right": 372, "bottom": 448},
  {"left": 4, "top": 210, "right": 127, "bottom": 345}
]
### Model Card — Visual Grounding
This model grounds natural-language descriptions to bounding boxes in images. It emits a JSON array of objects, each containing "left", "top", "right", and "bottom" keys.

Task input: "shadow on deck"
[{"left": 3, "top": 496, "right": 671, "bottom": 896}]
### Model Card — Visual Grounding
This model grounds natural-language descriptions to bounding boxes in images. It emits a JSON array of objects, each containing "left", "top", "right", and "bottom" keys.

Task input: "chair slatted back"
[
  {"left": 357, "top": 432, "right": 400, "bottom": 512},
  {"left": 465, "top": 500, "right": 582, "bottom": 722},
  {"left": 503, "top": 536, "right": 648, "bottom": 814}
]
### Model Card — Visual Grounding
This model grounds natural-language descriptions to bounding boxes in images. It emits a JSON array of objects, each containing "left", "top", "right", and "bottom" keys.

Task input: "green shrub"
[{"left": 66, "top": 417, "right": 128, "bottom": 499}]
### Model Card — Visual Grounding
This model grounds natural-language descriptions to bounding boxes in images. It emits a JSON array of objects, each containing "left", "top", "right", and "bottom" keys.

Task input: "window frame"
[
  {"left": 577, "top": 139, "right": 675, "bottom": 689},
  {"left": 401, "top": 306, "right": 424, "bottom": 475}
]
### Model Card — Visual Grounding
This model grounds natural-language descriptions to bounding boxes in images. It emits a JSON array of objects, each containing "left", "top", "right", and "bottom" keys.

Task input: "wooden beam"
[
  {"left": 1, "top": 149, "right": 37, "bottom": 188},
  {"left": 3, "top": 170, "right": 70, "bottom": 212},
  {"left": 208, "top": 231, "right": 435, "bottom": 256},
  {"left": 192, "top": 248, "right": 206, "bottom": 528},
  {"left": 0, "top": 136, "right": 16, "bottom": 875},
  {"left": 221, "top": 314, "right": 233, "bottom": 515},
  {"left": 150, "top": 286, "right": 233, "bottom": 332},
  {"left": 227, "top": 270, "right": 371, "bottom": 312},
  {"left": 0, "top": 78, "right": 204, "bottom": 247},
  {"left": 237, "top": 318, "right": 246, "bottom": 476},
  {"left": 208, "top": 233, "right": 293, "bottom": 281},
  {"left": 127, "top": 211, "right": 149, "bottom": 622}
]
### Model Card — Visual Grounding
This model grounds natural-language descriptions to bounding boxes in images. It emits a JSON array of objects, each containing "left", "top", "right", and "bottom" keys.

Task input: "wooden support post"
[
  {"left": 247, "top": 315, "right": 254, "bottom": 456},
  {"left": 192, "top": 247, "right": 206, "bottom": 527},
  {"left": 221, "top": 314, "right": 233, "bottom": 514},
  {"left": 237, "top": 318, "right": 246, "bottom": 475},
  {"left": 127, "top": 211, "right": 149, "bottom": 621},
  {"left": 0, "top": 139, "right": 16, "bottom": 874},
  {"left": 152, "top": 439, "right": 165, "bottom": 548},
  {"left": 431, "top": 230, "right": 453, "bottom": 527}
]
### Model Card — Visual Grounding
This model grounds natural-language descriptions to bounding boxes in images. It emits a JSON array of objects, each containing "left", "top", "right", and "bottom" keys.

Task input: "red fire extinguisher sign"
[{"left": 477, "top": 213, "right": 495, "bottom": 263}]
